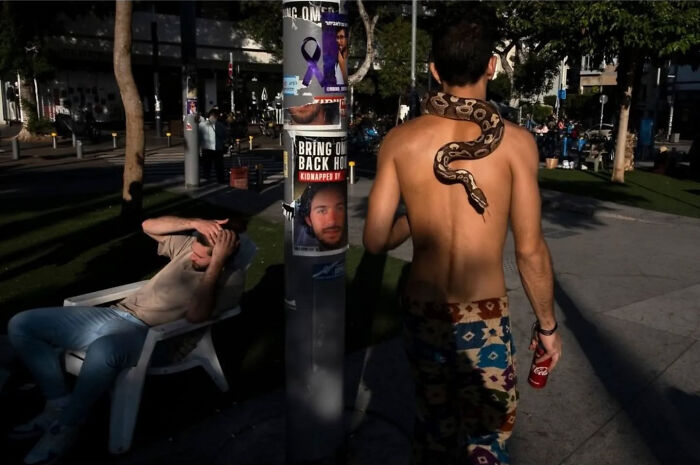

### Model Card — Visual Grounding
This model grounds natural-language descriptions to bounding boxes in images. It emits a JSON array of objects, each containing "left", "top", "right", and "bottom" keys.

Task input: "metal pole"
[
  {"left": 76, "top": 139, "right": 83, "bottom": 159},
  {"left": 410, "top": 0, "right": 417, "bottom": 91},
  {"left": 283, "top": 1, "right": 348, "bottom": 462},
  {"left": 112, "top": 132, "right": 118, "bottom": 149},
  {"left": 152, "top": 6, "right": 161, "bottom": 137},
  {"left": 11, "top": 138, "right": 19, "bottom": 160},
  {"left": 599, "top": 101, "right": 605, "bottom": 130},
  {"left": 34, "top": 78, "right": 41, "bottom": 119},
  {"left": 51, "top": 132, "right": 57, "bottom": 149},
  {"left": 16, "top": 71, "right": 24, "bottom": 124},
  {"left": 230, "top": 52, "right": 235, "bottom": 114},
  {"left": 183, "top": 113, "right": 199, "bottom": 187}
]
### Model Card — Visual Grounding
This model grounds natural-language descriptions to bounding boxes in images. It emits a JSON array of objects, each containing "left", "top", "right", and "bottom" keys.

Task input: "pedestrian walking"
[
  {"left": 363, "top": 16, "right": 561, "bottom": 465},
  {"left": 199, "top": 108, "right": 229, "bottom": 184}
]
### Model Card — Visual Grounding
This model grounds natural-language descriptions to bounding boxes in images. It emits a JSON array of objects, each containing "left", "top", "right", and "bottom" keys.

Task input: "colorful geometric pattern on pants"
[{"left": 403, "top": 296, "right": 518, "bottom": 465}]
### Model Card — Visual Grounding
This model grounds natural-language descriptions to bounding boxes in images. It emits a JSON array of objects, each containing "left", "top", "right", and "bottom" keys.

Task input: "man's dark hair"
[
  {"left": 431, "top": 18, "right": 497, "bottom": 86},
  {"left": 194, "top": 217, "right": 247, "bottom": 249},
  {"left": 207, "top": 108, "right": 220, "bottom": 118},
  {"left": 298, "top": 183, "right": 345, "bottom": 237}
]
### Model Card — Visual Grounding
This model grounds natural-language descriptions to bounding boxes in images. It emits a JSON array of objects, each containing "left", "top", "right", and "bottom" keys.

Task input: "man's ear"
[
  {"left": 429, "top": 62, "right": 441, "bottom": 84},
  {"left": 305, "top": 216, "right": 312, "bottom": 228},
  {"left": 485, "top": 55, "right": 498, "bottom": 80}
]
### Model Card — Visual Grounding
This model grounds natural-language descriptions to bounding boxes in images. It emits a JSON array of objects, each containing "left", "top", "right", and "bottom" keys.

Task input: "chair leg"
[
  {"left": 194, "top": 330, "right": 229, "bottom": 392},
  {"left": 108, "top": 366, "right": 148, "bottom": 454}
]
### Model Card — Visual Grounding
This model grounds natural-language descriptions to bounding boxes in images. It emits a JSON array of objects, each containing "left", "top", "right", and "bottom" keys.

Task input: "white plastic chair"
[{"left": 63, "top": 235, "right": 256, "bottom": 454}]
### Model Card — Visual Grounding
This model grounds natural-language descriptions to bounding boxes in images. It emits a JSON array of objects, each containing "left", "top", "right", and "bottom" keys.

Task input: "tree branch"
[{"left": 348, "top": 0, "right": 378, "bottom": 85}]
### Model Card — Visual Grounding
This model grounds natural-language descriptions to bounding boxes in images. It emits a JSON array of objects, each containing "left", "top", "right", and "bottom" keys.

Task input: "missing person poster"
[
  {"left": 321, "top": 12, "right": 348, "bottom": 93},
  {"left": 291, "top": 131, "right": 348, "bottom": 256},
  {"left": 284, "top": 101, "right": 341, "bottom": 130},
  {"left": 295, "top": 132, "right": 347, "bottom": 183}
]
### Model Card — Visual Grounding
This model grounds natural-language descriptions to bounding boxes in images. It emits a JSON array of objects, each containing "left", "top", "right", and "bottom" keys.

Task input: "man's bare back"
[{"left": 365, "top": 113, "right": 540, "bottom": 303}]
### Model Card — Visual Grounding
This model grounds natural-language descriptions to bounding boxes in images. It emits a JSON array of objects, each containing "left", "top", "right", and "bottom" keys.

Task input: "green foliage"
[
  {"left": 520, "top": 102, "right": 552, "bottom": 124},
  {"left": 543, "top": 95, "right": 557, "bottom": 108},
  {"left": 533, "top": 104, "right": 553, "bottom": 123},
  {"left": 375, "top": 16, "right": 430, "bottom": 99},
  {"left": 238, "top": 1, "right": 283, "bottom": 61},
  {"left": 487, "top": 73, "right": 511, "bottom": 103},
  {"left": 512, "top": 46, "right": 561, "bottom": 99},
  {"left": 29, "top": 117, "right": 56, "bottom": 135},
  {"left": 563, "top": 93, "right": 599, "bottom": 123}
]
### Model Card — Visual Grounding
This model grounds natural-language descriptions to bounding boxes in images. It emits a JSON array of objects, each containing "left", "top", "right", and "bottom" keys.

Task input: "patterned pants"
[{"left": 403, "top": 296, "right": 518, "bottom": 465}]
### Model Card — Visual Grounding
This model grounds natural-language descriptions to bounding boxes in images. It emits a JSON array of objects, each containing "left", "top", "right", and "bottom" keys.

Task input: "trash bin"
[
  {"left": 230, "top": 166, "right": 249, "bottom": 189},
  {"left": 545, "top": 157, "right": 559, "bottom": 169},
  {"left": 672, "top": 133, "right": 680, "bottom": 143}
]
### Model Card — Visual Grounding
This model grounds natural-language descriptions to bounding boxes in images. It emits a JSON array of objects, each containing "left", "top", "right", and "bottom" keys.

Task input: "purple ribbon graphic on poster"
[{"left": 301, "top": 37, "right": 324, "bottom": 87}]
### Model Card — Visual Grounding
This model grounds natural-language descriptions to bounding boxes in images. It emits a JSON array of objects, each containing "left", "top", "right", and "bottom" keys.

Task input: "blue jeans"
[{"left": 8, "top": 306, "right": 149, "bottom": 426}]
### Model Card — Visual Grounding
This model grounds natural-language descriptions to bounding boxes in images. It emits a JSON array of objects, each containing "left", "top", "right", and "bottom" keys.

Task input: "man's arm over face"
[
  {"left": 186, "top": 229, "right": 240, "bottom": 323},
  {"left": 363, "top": 130, "right": 410, "bottom": 254},
  {"left": 142, "top": 216, "right": 229, "bottom": 244},
  {"left": 509, "top": 129, "right": 562, "bottom": 371}
]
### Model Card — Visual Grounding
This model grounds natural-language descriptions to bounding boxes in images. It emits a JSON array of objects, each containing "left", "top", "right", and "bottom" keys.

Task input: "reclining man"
[
  {"left": 8, "top": 215, "right": 247, "bottom": 465},
  {"left": 363, "top": 17, "right": 561, "bottom": 465}
]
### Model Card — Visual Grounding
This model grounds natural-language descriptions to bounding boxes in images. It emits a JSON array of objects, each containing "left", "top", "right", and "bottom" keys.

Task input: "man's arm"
[
  {"left": 509, "top": 129, "right": 562, "bottom": 371},
  {"left": 186, "top": 229, "right": 239, "bottom": 323},
  {"left": 142, "top": 216, "right": 228, "bottom": 244},
  {"left": 363, "top": 130, "right": 410, "bottom": 254}
]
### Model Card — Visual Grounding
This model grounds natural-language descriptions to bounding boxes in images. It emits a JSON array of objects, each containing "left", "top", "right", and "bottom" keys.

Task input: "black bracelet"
[{"left": 535, "top": 321, "right": 558, "bottom": 336}]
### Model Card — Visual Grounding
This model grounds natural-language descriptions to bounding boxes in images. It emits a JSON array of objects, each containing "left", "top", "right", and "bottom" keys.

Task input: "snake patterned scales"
[{"left": 421, "top": 92, "right": 505, "bottom": 214}]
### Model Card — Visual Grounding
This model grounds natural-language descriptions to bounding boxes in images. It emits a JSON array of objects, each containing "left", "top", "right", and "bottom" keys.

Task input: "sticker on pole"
[
  {"left": 312, "top": 260, "right": 345, "bottom": 281},
  {"left": 321, "top": 12, "right": 348, "bottom": 93}
]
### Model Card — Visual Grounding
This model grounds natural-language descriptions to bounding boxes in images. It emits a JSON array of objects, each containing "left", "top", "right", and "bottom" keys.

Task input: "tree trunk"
[
  {"left": 16, "top": 74, "right": 38, "bottom": 142},
  {"left": 348, "top": 0, "right": 378, "bottom": 86},
  {"left": 114, "top": 0, "right": 145, "bottom": 224},
  {"left": 611, "top": 52, "right": 635, "bottom": 183}
]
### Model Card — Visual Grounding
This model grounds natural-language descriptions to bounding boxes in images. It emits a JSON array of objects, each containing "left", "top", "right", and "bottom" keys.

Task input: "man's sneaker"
[
  {"left": 23, "top": 422, "right": 79, "bottom": 465},
  {"left": 9, "top": 407, "right": 63, "bottom": 440}
]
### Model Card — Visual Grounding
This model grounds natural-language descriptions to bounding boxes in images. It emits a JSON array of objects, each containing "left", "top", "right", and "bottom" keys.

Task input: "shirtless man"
[{"left": 363, "top": 18, "right": 561, "bottom": 465}]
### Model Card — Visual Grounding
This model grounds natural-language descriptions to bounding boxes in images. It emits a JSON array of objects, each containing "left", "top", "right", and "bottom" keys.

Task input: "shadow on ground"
[{"left": 554, "top": 278, "right": 700, "bottom": 464}]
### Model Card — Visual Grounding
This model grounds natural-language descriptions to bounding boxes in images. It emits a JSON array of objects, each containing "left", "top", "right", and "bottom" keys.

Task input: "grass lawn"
[
  {"left": 538, "top": 167, "right": 700, "bottom": 218},
  {"left": 0, "top": 187, "right": 407, "bottom": 400}
]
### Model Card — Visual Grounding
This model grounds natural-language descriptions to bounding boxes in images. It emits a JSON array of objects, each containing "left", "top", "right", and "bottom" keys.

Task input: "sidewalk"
[{"left": 119, "top": 176, "right": 700, "bottom": 465}]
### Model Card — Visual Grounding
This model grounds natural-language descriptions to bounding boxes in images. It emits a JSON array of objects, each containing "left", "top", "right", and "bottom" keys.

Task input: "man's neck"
[{"left": 441, "top": 79, "right": 488, "bottom": 100}]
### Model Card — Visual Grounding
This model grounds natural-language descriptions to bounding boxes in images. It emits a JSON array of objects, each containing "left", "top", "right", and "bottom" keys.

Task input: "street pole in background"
[
  {"left": 229, "top": 52, "right": 235, "bottom": 114},
  {"left": 599, "top": 93, "right": 608, "bottom": 130},
  {"left": 151, "top": 5, "right": 161, "bottom": 137},
  {"left": 283, "top": 1, "right": 349, "bottom": 462},
  {"left": 181, "top": 1, "right": 198, "bottom": 187},
  {"left": 411, "top": 0, "right": 417, "bottom": 90}
]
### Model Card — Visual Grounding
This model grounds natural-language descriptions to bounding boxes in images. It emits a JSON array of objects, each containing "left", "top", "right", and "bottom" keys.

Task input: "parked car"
[{"left": 584, "top": 123, "right": 614, "bottom": 141}]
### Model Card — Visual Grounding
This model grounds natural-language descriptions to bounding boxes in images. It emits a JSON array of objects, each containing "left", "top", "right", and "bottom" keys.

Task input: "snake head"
[{"left": 469, "top": 188, "right": 488, "bottom": 213}]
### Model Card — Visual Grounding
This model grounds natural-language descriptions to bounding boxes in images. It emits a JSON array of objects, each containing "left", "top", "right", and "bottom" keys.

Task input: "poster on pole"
[
  {"left": 289, "top": 131, "right": 348, "bottom": 256},
  {"left": 284, "top": 100, "right": 341, "bottom": 129},
  {"left": 321, "top": 12, "right": 348, "bottom": 93},
  {"left": 282, "top": 1, "right": 347, "bottom": 110}
]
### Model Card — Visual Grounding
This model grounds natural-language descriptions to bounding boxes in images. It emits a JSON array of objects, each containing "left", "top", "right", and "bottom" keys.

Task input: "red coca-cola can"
[{"left": 527, "top": 344, "right": 552, "bottom": 389}]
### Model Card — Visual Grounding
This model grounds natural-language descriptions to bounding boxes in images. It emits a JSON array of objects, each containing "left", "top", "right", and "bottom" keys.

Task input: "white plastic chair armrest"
[
  {"left": 63, "top": 280, "right": 150, "bottom": 307},
  {"left": 146, "top": 306, "right": 242, "bottom": 342}
]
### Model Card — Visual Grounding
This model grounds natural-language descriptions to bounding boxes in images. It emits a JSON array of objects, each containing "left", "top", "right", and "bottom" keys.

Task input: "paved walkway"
[
  {"left": 127, "top": 176, "right": 700, "bottom": 465},
  {"left": 2, "top": 127, "right": 700, "bottom": 464}
]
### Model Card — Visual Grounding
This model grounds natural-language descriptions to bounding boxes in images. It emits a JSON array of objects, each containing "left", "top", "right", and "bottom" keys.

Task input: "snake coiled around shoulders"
[{"left": 421, "top": 92, "right": 505, "bottom": 214}]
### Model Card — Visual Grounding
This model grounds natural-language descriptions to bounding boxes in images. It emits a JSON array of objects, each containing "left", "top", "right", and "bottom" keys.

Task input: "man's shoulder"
[{"left": 382, "top": 116, "right": 434, "bottom": 152}]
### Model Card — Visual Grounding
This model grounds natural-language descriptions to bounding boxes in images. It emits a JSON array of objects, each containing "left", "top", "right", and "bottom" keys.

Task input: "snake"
[{"left": 421, "top": 91, "right": 505, "bottom": 214}]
